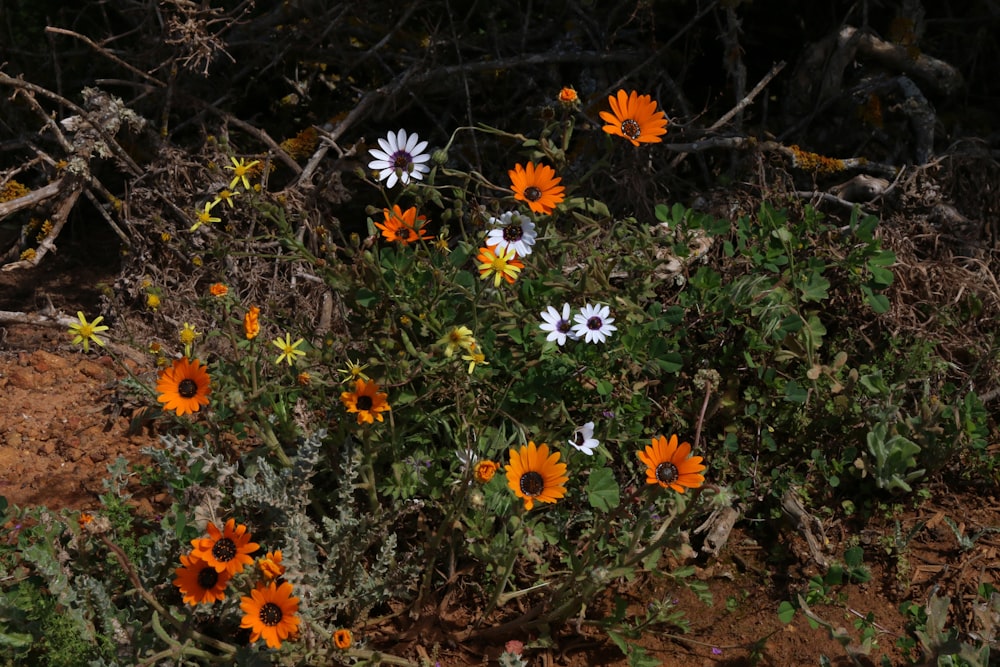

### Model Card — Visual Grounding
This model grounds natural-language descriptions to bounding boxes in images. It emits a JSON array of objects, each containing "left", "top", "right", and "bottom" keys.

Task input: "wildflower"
[
  {"left": 474, "top": 460, "right": 498, "bottom": 484},
  {"left": 487, "top": 211, "right": 537, "bottom": 257},
  {"left": 67, "top": 312, "right": 109, "bottom": 353},
  {"left": 213, "top": 188, "right": 238, "bottom": 208},
  {"left": 256, "top": 550, "right": 286, "bottom": 581},
  {"left": 337, "top": 358, "right": 371, "bottom": 382},
  {"left": 539, "top": 303, "right": 578, "bottom": 346},
  {"left": 179, "top": 322, "right": 201, "bottom": 358},
  {"left": 174, "top": 552, "right": 232, "bottom": 605},
  {"left": 637, "top": 434, "right": 706, "bottom": 493},
  {"left": 367, "top": 129, "right": 431, "bottom": 189},
  {"left": 476, "top": 245, "right": 524, "bottom": 287},
  {"left": 192, "top": 255, "right": 204, "bottom": 267},
  {"left": 508, "top": 162, "right": 565, "bottom": 215},
  {"left": 160, "top": 232, "right": 171, "bottom": 242},
  {"left": 462, "top": 345, "right": 488, "bottom": 374},
  {"left": 209, "top": 283, "right": 228, "bottom": 297},
  {"left": 156, "top": 357, "right": 211, "bottom": 416},
  {"left": 190, "top": 518, "right": 259, "bottom": 576},
  {"left": 505, "top": 442, "right": 568, "bottom": 510},
  {"left": 340, "top": 378, "right": 391, "bottom": 424},
  {"left": 558, "top": 86, "right": 579, "bottom": 104},
  {"left": 437, "top": 325, "right": 475, "bottom": 358},
  {"left": 333, "top": 628, "right": 353, "bottom": 650},
  {"left": 571, "top": 303, "right": 617, "bottom": 344},
  {"left": 226, "top": 156, "right": 260, "bottom": 190},
  {"left": 239, "top": 580, "right": 301, "bottom": 649},
  {"left": 273, "top": 333, "right": 306, "bottom": 365},
  {"left": 569, "top": 421, "right": 599, "bottom": 455},
  {"left": 78, "top": 513, "right": 94, "bottom": 528},
  {"left": 190, "top": 200, "right": 220, "bottom": 232},
  {"left": 375, "top": 204, "right": 432, "bottom": 244},
  {"left": 599, "top": 89, "right": 669, "bottom": 146},
  {"left": 244, "top": 306, "right": 260, "bottom": 340},
  {"left": 146, "top": 293, "right": 160, "bottom": 311},
  {"left": 297, "top": 372, "right": 311, "bottom": 386}
]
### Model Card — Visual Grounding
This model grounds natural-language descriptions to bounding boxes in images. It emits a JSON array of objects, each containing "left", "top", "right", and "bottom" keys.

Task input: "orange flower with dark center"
[
  {"left": 637, "top": 434, "right": 706, "bottom": 493},
  {"left": 244, "top": 306, "right": 261, "bottom": 340},
  {"left": 174, "top": 552, "right": 232, "bottom": 605},
  {"left": 333, "top": 628, "right": 353, "bottom": 649},
  {"left": 240, "top": 580, "right": 301, "bottom": 649},
  {"left": 375, "top": 205, "right": 433, "bottom": 244},
  {"left": 508, "top": 162, "right": 565, "bottom": 215},
  {"left": 504, "top": 442, "right": 568, "bottom": 510},
  {"left": 599, "top": 89, "right": 669, "bottom": 146},
  {"left": 340, "top": 378, "right": 391, "bottom": 424},
  {"left": 190, "top": 518, "right": 259, "bottom": 576},
  {"left": 156, "top": 357, "right": 211, "bottom": 416}
]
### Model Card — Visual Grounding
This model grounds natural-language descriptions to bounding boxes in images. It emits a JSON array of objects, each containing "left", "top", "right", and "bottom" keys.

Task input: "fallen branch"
[{"left": 0, "top": 179, "right": 65, "bottom": 218}]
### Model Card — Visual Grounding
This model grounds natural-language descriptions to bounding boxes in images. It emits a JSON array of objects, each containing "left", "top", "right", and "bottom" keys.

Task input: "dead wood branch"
[
  {"left": 2, "top": 183, "right": 83, "bottom": 271},
  {"left": 0, "top": 179, "right": 65, "bottom": 218}
]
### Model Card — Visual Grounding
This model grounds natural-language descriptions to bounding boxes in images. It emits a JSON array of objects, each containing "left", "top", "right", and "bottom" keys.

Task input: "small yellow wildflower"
[
  {"left": 225, "top": 157, "right": 261, "bottom": 191},
  {"left": 462, "top": 345, "right": 488, "bottom": 374},
  {"left": 161, "top": 232, "right": 172, "bottom": 242},
  {"left": 146, "top": 293, "right": 161, "bottom": 311},
  {"left": 476, "top": 245, "right": 524, "bottom": 287},
  {"left": 67, "top": 312, "right": 110, "bottom": 353},
  {"left": 399, "top": 315, "right": 412, "bottom": 326},
  {"left": 190, "top": 201, "right": 220, "bottom": 232},
  {"left": 179, "top": 322, "right": 201, "bottom": 358},
  {"left": 212, "top": 189, "right": 239, "bottom": 208},
  {"left": 336, "top": 358, "right": 370, "bottom": 381},
  {"left": 437, "top": 326, "right": 475, "bottom": 358},
  {"left": 272, "top": 333, "right": 306, "bottom": 366},
  {"left": 192, "top": 256, "right": 203, "bottom": 267}
]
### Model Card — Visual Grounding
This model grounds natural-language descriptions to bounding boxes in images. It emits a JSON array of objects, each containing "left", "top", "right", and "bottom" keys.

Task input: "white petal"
[
  {"left": 385, "top": 171, "right": 399, "bottom": 188},
  {"left": 411, "top": 139, "right": 428, "bottom": 155},
  {"left": 378, "top": 136, "right": 396, "bottom": 154}
]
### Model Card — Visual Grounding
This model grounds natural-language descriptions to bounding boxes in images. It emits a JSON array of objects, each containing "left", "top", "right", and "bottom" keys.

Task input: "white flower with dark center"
[
  {"left": 486, "top": 211, "right": 537, "bottom": 257},
  {"left": 572, "top": 303, "right": 617, "bottom": 344},
  {"left": 539, "top": 303, "right": 578, "bottom": 346},
  {"left": 367, "top": 129, "right": 431, "bottom": 189},
  {"left": 569, "top": 421, "right": 599, "bottom": 455}
]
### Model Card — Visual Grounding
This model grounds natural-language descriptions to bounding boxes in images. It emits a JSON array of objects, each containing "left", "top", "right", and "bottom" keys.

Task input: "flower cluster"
[
  {"left": 173, "top": 519, "right": 302, "bottom": 649},
  {"left": 539, "top": 302, "right": 617, "bottom": 346}
]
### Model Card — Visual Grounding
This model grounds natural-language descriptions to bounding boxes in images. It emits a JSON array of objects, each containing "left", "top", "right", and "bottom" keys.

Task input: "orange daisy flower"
[
  {"left": 558, "top": 86, "right": 579, "bottom": 104},
  {"left": 256, "top": 550, "right": 286, "bottom": 581},
  {"left": 375, "top": 205, "right": 433, "bottom": 244},
  {"left": 190, "top": 518, "right": 259, "bottom": 576},
  {"left": 174, "top": 552, "right": 232, "bottom": 605},
  {"left": 476, "top": 244, "right": 524, "bottom": 287},
  {"left": 156, "top": 357, "right": 211, "bottom": 416},
  {"left": 637, "top": 434, "right": 706, "bottom": 493},
  {"left": 333, "top": 628, "right": 353, "bottom": 649},
  {"left": 474, "top": 460, "right": 498, "bottom": 484},
  {"left": 340, "top": 378, "right": 391, "bottom": 424},
  {"left": 209, "top": 283, "right": 228, "bottom": 297},
  {"left": 508, "top": 162, "right": 565, "bottom": 215},
  {"left": 599, "top": 89, "right": 669, "bottom": 146},
  {"left": 240, "top": 580, "right": 301, "bottom": 649},
  {"left": 244, "top": 306, "right": 261, "bottom": 340},
  {"left": 505, "top": 441, "right": 568, "bottom": 510}
]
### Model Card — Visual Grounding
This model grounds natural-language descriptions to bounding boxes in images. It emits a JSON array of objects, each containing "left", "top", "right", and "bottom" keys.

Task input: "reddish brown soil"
[{"left": 2, "top": 262, "right": 998, "bottom": 667}]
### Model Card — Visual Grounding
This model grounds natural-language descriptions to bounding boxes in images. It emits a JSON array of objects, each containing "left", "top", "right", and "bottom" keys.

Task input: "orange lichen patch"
[
  {"left": 280, "top": 127, "right": 319, "bottom": 159},
  {"left": 789, "top": 145, "right": 847, "bottom": 175},
  {"left": 858, "top": 93, "right": 884, "bottom": 129},
  {"left": 1, "top": 179, "right": 30, "bottom": 202}
]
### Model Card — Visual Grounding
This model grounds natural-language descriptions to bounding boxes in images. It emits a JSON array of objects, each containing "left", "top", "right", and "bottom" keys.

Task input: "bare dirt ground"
[{"left": 2, "top": 249, "right": 998, "bottom": 667}]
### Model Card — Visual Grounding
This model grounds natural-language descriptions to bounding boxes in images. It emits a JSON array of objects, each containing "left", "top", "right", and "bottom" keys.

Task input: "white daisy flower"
[
  {"left": 367, "top": 129, "right": 431, "bottom": 189},
  {"left": 572, "top": 303, "right": 617, "bottom": 344},
  {"left": 486, "top": 211, "right": 537, "bottom": 257},
  {"left": 569, "top": 421, "right": 599, "bottom": 455},
  {"left": 539, "top": 303, "right": 579, "bottom": 346}
]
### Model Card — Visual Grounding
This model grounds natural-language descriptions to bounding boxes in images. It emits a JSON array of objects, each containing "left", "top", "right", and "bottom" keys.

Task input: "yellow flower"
[
  {"left": 179, "top": 322, "right": 201, "bottom": 358},
  {"left": 272, "top": 333, "right": 306, "bottom": 365},
  {"left": 190, "top": 201, "right": 220, "bottom": 232},
  {"left": 476, "top": 245, "right": 524, "bottom": 287},
  {"left": 212, "top": 188, "right": 239, "bottom": 208},
  {"left": 146, "top": 293, "right": 161, "bottom": 311},
  {"left": 67, "top": 312, "right": 109, "bottom": 353},
  {"left": 437, "top": 326, "right": 475, "bottom": 358},
  {"left": 462, "top": 345, "right": 487, "bottom": 374},
  {"left": 226, "top": 156, "right": 261, "bottom": 190},
  {"left": 336, "top": 358, "right": 370, "bottom": 381}
]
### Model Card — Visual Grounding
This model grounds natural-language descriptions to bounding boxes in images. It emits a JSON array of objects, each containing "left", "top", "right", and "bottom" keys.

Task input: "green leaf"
[
  {"left": 655, "top": 352, "right": 683, "bottom": 373},
  {"left": 654, "top": 203, "right": 670, "bottom": 222},
  {"left": 784, "top": 380, "right": 808, "bottom": 403},
  {"left": 596, "top": 379, "right": 614, "bottom": 396},
  {"left": 354, "top": 288, "right": 379, "bottom": 308},
  {"left": 586, "top": 466, "right": 621, "bottom": 512},
  {"left": 777, "top": 601, "right": 797, "bottom": 624}
]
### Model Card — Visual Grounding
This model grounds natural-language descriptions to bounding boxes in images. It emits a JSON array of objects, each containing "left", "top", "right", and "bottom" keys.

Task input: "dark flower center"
[
  {"left": 400, "top": 227, "right": 415, "bottom": 240},
  {"left": 212, "top": 538, "right": 237, "bottom": 563},
  {"left": 574, "top": 432, "right": 585, "bottom": 446},
  {"left": 655, "top": 462, "right": 679, "bottom": 484},
  {"left": 178, "top": 379, "right": 198, "bottom": 399},
  {"left": 391, "top": 151, "right": 412, "bottom": 170},
  {"left": 556, "top": 320, "right": 571, "bottom": 333},
  {"left": 586, "top": 316, "right": 603, "bottom": 330},
  {"left": 524, "top": 186, "right": 542, "bottom": 201},
  {"left": 356, "top": 395, "right": 374, "bottom": 411},
  {"left": 196, "top": 566, "right": 220, "bottom": 590},
  {"left": 519, "top": 471, "right": 545, "bottom": 496},
  {"left": 621, "top": 119, "right": 641, "bottom": 139},
  {"left": 259, "top": 602, "right": 283, "bottom": 627},
  {"left": 502, "top": 225, "right": 524, "bottom": 242}
]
